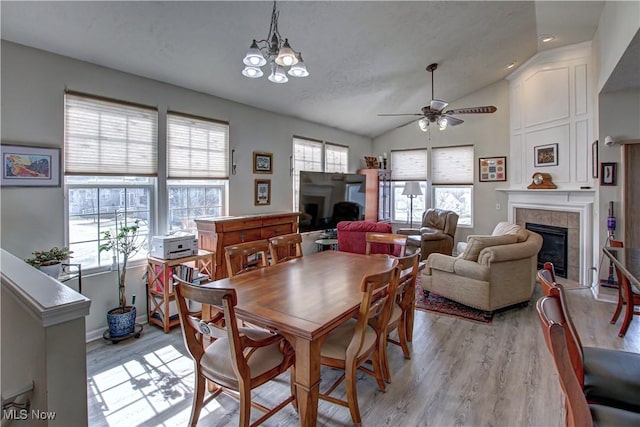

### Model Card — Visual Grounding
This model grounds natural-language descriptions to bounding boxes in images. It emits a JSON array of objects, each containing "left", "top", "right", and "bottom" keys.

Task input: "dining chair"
[
  {"left": 608, "top": 239, "right": 640, "bottom": 337},
  {"left": 536, "top": 295, "right": 640, "bottom": 427},
  {"left": 380, "top": 250, "right": 420, "bottom": 383},
  {"left": 173, "top": 277, "right": 296, "bottom": 427},
  {"left": 365, "top": 232, "right": 407, "bottom": 257},
  {"left": 225, "top": 240, "right": 270, "bottom": 278},
  {"left": 318, "top": 260, "right": 400, "bottom": 426},
  {"left": 536, "top": 266, "right": 640, "bottom": 414},
  {"left": 268, "top": 233, "right": 303, "bottom": 264}
]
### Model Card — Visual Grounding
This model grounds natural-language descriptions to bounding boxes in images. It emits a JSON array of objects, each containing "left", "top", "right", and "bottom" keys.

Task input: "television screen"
[{"left": 298, "top": 171, "right": 366, "bottom": 233}]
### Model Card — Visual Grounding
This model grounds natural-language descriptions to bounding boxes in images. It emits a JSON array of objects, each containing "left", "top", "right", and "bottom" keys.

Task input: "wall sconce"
[{"left": 231, "top": 149, "right": 237, "bottom": 175}]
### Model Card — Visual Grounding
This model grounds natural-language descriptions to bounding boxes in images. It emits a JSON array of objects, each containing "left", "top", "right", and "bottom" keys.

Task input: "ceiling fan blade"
[
  {"left": 441, "top": 115, "right": 464, "bottom": 126},
  {"left": 430, "top": 99, "right": 448, "bottom": 112},
  {"left": 444, "top": 106, "right": 497, "bottom": 115},
  {"left": 377, "top": 113, "right": 423, "bottom": 117}
]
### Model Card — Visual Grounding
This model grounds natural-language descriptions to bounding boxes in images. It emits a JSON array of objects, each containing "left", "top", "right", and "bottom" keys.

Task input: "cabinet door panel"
[{"left": 221, "top": 229, "right": 262, "bottom": 246}]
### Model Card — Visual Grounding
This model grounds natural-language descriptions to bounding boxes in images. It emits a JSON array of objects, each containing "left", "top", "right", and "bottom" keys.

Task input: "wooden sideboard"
[{"left": 195, "top": 212, "right": 299, "bottom": 279}]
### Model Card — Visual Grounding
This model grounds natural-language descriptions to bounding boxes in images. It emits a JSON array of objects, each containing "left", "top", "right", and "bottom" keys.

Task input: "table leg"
[{"left": 291, "top": 337, "right": 323, "bottom": 427}]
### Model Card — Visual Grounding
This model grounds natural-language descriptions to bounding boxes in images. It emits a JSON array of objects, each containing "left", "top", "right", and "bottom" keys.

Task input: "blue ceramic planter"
[{"left": 107, "top": 306, "right": 136, "bottom": 337}]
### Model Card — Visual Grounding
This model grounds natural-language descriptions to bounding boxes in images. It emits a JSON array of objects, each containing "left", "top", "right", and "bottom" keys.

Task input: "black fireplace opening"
[{"left": 525, "top": 223, "right": 569, "bottom": 278}]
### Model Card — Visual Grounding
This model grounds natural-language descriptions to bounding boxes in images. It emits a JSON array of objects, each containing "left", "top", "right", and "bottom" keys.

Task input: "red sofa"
[{"left": 337, "top": 221, "right": 401, "bottom": 255}]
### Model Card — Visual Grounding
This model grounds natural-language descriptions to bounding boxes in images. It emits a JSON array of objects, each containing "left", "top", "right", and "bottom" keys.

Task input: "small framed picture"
[
  {"left": 255, "top": 179, "right": 271, "bottom": 205},
  {"left": 253, "top": 151, "right": 273, "bottom": 174},
  {"left": 1, "top": 144, "right": 61, "bottom": 187},
  {"left": 534, "top": 143, "right": 558, "bottom": 167},
  {"left": 364, "top": 156, "right": 379, "bottom": 169},
  {"left": 600, "top": 162, "right": 617, "bottom": 186},
  {"left": 478, "top": 156, "right": 507, "bottom": 182},
  {"left": 592, "top": 140, "right": 599, "bottom": 178}
]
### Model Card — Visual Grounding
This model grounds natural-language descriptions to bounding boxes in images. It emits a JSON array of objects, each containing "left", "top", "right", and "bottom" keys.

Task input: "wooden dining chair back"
[
  {"left": 225, "top": 240, "right": 270, "bottom": 278},
  {"left": 537, "top": 295, "right": 593, "bottom": 427},
  {"left": 608, "top": 239, "right": 640, "bottom": 337},
  {"left": 365, "top": 232, "right": 408, "bottom": 257},
  {"left": 318, "top": 260, "right": 400, "bottom": 426},
  {"left": 268, "top": 233, "right": 303, "bottom": 264},
  {"left": 380, "top": 250, "right": 420, "bottom": 383},
  {"left": 174, "top": 277, "right": 295, "bottom": 427},
  {"left": 538, "top": 261, "right": 557, "bottom": 295}
]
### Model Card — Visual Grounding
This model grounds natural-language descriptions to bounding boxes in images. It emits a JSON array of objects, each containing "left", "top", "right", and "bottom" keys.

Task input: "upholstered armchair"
[
  {"left": 422, "top": 224, "right": 543, "bottom": 312},
  {"left": 397, "top": 209, "right": 459, "bottom": 260}
]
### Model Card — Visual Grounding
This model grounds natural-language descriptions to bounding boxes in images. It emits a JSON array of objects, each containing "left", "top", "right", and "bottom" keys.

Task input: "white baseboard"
[{"left": 85, "top": 313, "right": 149, "bottom": 343}]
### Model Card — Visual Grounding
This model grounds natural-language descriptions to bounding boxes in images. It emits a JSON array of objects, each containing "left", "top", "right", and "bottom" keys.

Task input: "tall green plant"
[{"left": 99, "top": 218, "right": 144, "bottom": 312}]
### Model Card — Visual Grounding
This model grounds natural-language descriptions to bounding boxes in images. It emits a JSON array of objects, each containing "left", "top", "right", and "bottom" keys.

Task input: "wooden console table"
[{"left": 195, "top": 212, "right": 299, "bottom": 279}]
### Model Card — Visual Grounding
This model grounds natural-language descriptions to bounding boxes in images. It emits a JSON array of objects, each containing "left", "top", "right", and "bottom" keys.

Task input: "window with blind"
[
  {"left": 431, "top": 145, "right": 474, "bottom": 226},
  {"left": 325, "top": 143, "right": 348, "bottom": 173},
  {"left": 292, "top": 137, "right": 323, "bottom": 211},
  {"left": 167, "top": 113, "right": 228, "bottom": 233},
  {"left": 390, "top": 149, "right": 428, "bottom": 223},
  {"left": 64, "top": 92, "right": 156, "bottom": 270}
]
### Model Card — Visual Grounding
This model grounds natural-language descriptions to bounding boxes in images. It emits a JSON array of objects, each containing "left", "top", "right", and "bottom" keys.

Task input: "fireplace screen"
[{"left": 525, "top": 223, "right": 569, "bottom": 278}]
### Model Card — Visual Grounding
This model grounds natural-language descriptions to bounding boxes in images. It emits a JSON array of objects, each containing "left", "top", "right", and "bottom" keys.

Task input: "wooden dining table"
[{"left": 201, "top": 250, "right": 397, "bottom": 427}]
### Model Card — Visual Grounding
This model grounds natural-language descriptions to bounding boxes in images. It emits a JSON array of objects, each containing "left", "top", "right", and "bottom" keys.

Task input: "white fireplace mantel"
[{"left": 497, "top": 187, "right": 595, "bottom": 288}]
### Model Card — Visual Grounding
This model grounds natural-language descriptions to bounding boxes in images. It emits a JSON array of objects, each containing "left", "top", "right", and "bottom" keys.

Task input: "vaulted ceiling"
[{"left": 1, "top": 1, "right": 609, "bottom": 138}]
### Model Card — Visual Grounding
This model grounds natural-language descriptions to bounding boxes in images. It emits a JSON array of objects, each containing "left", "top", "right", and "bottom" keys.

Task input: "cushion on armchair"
[
  {"left": 337, "top": 221, "right": 393, "bottom": 255},
  {"left": 460, "top": 234, "right": 519, "bottom": 262}
]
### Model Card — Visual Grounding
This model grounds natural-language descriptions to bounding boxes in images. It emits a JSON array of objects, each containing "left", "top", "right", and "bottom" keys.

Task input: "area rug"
[{"left": 414, "top": 280, "right": 493, "bottom": 323}]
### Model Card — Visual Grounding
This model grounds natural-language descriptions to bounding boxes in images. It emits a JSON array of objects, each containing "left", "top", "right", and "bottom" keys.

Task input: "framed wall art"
[
  {"left": 253, "top": 151, "right": 273, "bottom": 174},
  {"left": 1, "top": 144, "right": 61, "bottom": 187},
  {"left": 600, "top": 162, "right": 617, "bottom": 186},
  {"left": 534, "top": 143, "right": 558, "bottom": 167},
  {"left": 592, "top": 140, "right": 599, "bottom": 178},
  {"left": 255, "top": 179, "right": 271, "bottom": 205},
  {"left": 479, "top": 156, "right": 507, "bottom": 182}
]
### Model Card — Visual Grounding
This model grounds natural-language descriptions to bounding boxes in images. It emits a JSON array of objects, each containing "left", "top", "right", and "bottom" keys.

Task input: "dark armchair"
[{"left": 397, "top": 208, "right": 459, "bottom": 260}]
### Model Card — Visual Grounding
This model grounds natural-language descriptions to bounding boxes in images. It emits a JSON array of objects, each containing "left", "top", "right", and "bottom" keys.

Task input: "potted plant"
[
  {"left": 99, "top": 218, "right": 145, "bottom": 338},
  {"left": 25, "top": 246, "right": 73, "bottom": 278}
]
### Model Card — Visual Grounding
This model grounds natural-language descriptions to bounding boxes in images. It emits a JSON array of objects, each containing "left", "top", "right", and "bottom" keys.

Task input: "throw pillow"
[
  {"left": 492, "top": 222, "right": 528, "bottom": 242},
  {"left": 461, "top": 234, "right": 519, "bottom": 262}
]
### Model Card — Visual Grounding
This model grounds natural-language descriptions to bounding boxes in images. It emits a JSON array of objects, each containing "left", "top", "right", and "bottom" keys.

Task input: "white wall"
[
  {"left": 0, "top": 41, "right": 372, "bottom": 338},
  {"left": 373, "top": 80, "right": 511, "bottom": 243}
]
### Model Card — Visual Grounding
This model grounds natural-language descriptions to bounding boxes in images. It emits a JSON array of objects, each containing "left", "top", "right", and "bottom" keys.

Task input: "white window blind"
[
  {"left": 325, "top": 143, "right": 348, "bottom": 173},
  {"left": 64, "top": 93, "right": 157, "bottom": 176},
  {"left": 391, "top": 149, "right": 427, "bottom": 181},
  {"left": 293, "top": 137, "right": 323, "bottom": 173},
  {"left": 167, "top": 112, "right": 229, "bottom": 179},
  {"left": 432, "top": 145, "right": 474, "bottom": 184}
]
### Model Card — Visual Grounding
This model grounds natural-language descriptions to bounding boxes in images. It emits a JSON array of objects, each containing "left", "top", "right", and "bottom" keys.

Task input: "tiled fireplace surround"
[{"left": 503, "top": 190, "right": 595, "bottom": 286}]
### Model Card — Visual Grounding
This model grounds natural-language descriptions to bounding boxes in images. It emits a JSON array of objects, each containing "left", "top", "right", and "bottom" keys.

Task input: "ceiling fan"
[{"left": 378, "top": 63, "right": 497, "bottom": 131}]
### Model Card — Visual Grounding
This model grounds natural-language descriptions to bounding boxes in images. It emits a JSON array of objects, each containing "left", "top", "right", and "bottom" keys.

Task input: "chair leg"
[
  {"left": 238, "top": 383, "right": 252, "bottom": 427},
  {"left": 371, "top": 346, "right": 386, "bottom": 392},
  {"left": 380, "top": 333, "right": 391, "bottom": 384},
  {"left": 610, "top": 286, "right": 624, "bottom": 324},
  {"left": 618, "top": 290, "right": 634, "bottom": 337},
  {"left": 406, "top": 301, "right": 415, "bottom": 343},
  {"left": 345, "top": 362, "right": 362, "bottom": 427},
  {"left": 289, "top": 366, "right": 298, "bottom": 411},
  {"left": 189, "top": 372, "right": 206, "bottom": 427},
  {"left": 397, "top": 317, "right": 411, "bottom": 360}
]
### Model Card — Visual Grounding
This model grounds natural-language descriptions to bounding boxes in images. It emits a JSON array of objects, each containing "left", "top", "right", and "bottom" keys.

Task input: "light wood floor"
[{"left": 86, "top": 282, "right": 639, "bottom": 426}]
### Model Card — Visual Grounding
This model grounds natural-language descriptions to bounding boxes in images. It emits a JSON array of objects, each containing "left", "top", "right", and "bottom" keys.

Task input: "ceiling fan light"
[
  {"left": 275, "top": 39, "right": 298, "bottom": 66},
  {"left": 268, "top": 65, "right": 289, "bottom": 83},
  {"left": 437, "top": 117, "right": 448, "bottom": 130},
  {"left": 418, "top": 118, "right": 429, "bottom": 132},
  {"left": 242, "top": 66, "right": 263, "bottom": 78},
  {"left": 243, "top": 40, "right": 267, "bottom": 67}
]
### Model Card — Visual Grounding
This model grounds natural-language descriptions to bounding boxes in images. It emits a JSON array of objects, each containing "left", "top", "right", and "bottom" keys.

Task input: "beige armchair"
[
  {"left": 397, "top": 208, "right": 459, "bottom": 260},
  {"left": 422, "top": 224, "right": 543, "bottom": 312}
]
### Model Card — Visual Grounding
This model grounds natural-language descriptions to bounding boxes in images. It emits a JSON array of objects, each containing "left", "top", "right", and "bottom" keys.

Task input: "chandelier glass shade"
[
  {"left": 417, "top": 116, "right": 449, "bottom": 132},
  {"left": 242, "top": 1, "right": 309, "bottom": 83}
]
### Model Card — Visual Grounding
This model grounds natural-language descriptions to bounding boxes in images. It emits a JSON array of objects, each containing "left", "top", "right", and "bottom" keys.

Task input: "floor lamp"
[{"left": 402, "top": 182, "right": 423, "bottom": 228}]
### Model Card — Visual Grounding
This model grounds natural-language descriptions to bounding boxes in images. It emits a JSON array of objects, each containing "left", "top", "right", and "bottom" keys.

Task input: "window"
[
  {"left": 325, "top": 143, "right": 348, "bottom": 173},
  {"left": 390, "top": 149, "right": 427, "bottom": 223},
  {"left": 65, "top": 92, "right": 157, "bottom": 270},
  {"left": 166, "top": 112, "right": 229, "bottom": 232},
  {"left": 431, "top": 145, "right": 474, "bottom": 226},
  {"left": 293, "top": 136, "right": 347, "bottom": 211}
]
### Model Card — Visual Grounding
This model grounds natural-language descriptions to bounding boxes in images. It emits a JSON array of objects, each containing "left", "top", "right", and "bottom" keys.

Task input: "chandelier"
[{"left": 242, "top": 1, "right": 309, "bottom": 83}]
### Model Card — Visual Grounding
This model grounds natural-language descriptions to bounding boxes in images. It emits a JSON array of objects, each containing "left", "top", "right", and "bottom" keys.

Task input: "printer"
[{"left": 150, "top": 232, "right": 198, "bottom": 260}]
